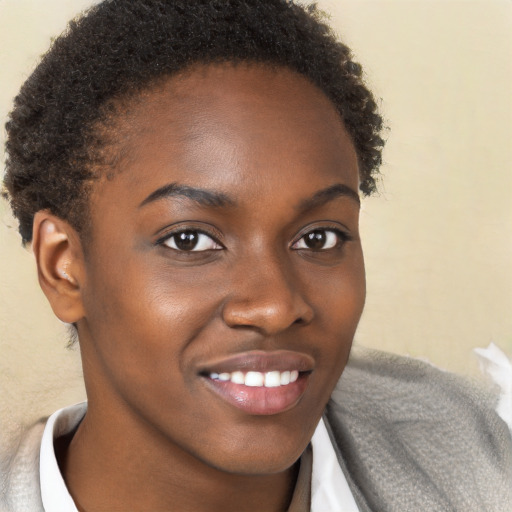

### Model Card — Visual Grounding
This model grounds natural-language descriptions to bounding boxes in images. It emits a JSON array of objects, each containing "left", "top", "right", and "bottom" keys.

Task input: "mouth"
[{"left": 199, "top": 350, "right": 313, "bottom": 416}]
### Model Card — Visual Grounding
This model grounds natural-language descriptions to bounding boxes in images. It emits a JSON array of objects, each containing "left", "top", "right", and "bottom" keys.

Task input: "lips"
[{"left": 199, "top": 350, "right": 313, "bottom": 415}]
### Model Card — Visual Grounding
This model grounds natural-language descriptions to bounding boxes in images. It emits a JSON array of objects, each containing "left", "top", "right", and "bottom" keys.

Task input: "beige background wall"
[{"left": 1, "top": 0, "right": 511, "bottom": 440}]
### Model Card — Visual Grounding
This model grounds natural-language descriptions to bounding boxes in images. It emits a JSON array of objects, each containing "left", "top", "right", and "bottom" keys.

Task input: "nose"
[{"left": 221, "top": 253, "right": 314, "bottom": 335}]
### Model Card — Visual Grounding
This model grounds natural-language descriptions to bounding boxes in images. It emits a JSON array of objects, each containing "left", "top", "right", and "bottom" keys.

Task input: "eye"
[
  {"left": 161, "top": 230, "right": 222, "bottom": 252},
  {"left": 292, "top": 228, "right": 346, "bottom": 251}
]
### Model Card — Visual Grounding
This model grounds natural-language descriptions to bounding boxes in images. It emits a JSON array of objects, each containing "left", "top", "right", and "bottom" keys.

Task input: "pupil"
[
  {"left": 305, "top": 230, "right": 326, "bottom": 250},
  {"left": 175, "top": 231, "right": 198, "bottom": 251}
]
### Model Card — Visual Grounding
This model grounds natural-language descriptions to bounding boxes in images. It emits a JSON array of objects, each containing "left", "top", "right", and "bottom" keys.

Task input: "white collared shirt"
[{"left": 39, "top": 403, "right": 360, "bottom": 512}]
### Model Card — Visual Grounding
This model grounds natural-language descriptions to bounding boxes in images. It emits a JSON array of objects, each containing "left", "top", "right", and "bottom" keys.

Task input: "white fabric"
[
  {"left": 311, "top": 418, "right": 359, "bottom": 512},
  {"left": 474, "top": 342, "right": 512, "bottom": 432},
  {"left": 39, "top": 404, "right": 357, "bottom": 512},
  {"left": 39, "top": 403, "right": 84, "bottom": 512}
]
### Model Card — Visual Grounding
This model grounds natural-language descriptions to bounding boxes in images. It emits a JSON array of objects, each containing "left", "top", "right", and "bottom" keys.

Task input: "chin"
[
  {"left": 192, "top": 424, "right": 312, "bottom": 476},
  {"left": 209, "top": 450, "right": 302, "bottom": 476}
]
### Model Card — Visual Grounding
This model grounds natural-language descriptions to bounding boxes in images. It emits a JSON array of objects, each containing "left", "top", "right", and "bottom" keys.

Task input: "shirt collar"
[
  {"left": 40, "top": 403, "right": 85, "bottom": 512},
  {"left": 310, "top": 416, "right": 359, "bottom": 512}
]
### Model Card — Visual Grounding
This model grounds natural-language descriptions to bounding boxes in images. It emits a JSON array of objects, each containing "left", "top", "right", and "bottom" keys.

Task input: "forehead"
[{"left": 92, "top": 63, "right": 359, "bottom": 213}]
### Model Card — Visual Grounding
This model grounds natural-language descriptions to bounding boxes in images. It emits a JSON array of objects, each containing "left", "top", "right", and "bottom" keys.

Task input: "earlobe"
[{"left": 32, "top": 211, "right": 85, "bottom": 324}]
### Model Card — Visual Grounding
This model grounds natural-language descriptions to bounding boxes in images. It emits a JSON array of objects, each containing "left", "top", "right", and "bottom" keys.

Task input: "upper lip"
[{"left": 198, "top": 350, "right": 315, "bottom": 375}]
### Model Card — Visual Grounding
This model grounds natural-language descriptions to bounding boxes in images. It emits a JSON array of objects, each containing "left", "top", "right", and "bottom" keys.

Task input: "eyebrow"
[
  {"left": 297, "top": 183, "right": 360, "bottom": 212},
  {"left": 139, "top": 181, "right": 360, "bottom": 211},
  {"left": 139, "top": 183, "right": 235, "bottom": 209}
]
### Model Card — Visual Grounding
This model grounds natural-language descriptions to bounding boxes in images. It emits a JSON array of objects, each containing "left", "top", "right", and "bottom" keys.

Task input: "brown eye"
[
  {"left": 304, "top": 230, "right": 327, "bottom": 250},
  {"left": 162, "top": 230, "right": 222, "bottom": 252},
  {"left": 175, "top": 231, "right": 199, "bottom": 251},
  {"left": 293, "top": 229, "right": 344, "bottom": 251}
]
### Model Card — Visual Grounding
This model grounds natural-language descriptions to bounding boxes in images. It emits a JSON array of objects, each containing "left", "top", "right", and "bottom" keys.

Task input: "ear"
[{"left": 32, "top": 211, "right": 86, "bottom": 324}]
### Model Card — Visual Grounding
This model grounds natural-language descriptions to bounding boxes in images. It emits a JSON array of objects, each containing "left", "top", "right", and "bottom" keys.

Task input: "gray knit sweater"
[{"left": 2, "top": 348, "right": 511, "bottom": 511}]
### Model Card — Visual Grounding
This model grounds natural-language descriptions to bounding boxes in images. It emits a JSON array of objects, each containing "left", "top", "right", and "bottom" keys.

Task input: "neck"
[{"left": 58, "top": 402, "right": 300, "bottom": 512}]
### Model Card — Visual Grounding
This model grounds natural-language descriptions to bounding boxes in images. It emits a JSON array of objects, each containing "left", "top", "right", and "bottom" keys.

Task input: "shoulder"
[
  {"left": 326, "top": 347, "right": 512, "bottom": 511},
  {"left": 333, "top": 346, "right": 503, "bottom": 414},
  {"left": 0, "top": 419, "right": 46, "bottom": 512}
]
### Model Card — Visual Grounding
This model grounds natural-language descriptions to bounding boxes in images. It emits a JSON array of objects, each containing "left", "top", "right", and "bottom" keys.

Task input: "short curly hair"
[{"left": 3, "top": 0, "right": 384, "bottom": 244}]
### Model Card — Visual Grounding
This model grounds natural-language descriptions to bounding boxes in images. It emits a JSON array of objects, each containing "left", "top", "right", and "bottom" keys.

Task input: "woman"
[{"left": 1, "top": 1, "right": 510, "bottom": 511}]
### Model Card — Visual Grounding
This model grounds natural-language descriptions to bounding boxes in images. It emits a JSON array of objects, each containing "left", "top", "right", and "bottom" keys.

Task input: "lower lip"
[{"left": 203, "top": 374, "right": 310, "bottom": 415}]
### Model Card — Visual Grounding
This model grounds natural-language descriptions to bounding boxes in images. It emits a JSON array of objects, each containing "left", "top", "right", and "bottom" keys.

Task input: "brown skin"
[{"left": 33, "top": 63, "right": 365, "bottom": 512}]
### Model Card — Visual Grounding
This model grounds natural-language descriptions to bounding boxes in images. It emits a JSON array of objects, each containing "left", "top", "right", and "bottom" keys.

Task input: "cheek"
[
  {"left": 79, "top": 263, "right": 218, "bottom": 432},
  {"left": 308, "top": 245, "right": 365, "bottom": 320},
  {"left": 305, "top": 247, "right": 365, "bottom": 369},
  {"left": 81, "top": 248, "right": 244, "bottom": 401}
]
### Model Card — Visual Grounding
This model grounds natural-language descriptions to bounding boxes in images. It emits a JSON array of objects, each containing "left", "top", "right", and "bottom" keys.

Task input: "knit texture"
[{"left": 0, "top": 419, "right": 44, "bottom": 512}]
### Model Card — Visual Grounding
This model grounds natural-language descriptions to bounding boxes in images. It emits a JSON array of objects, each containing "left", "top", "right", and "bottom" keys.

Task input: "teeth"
[
  {"left": 264, "top": 371, "right": 281, "bottom": 387},
  {"left": 209, "top": 370, "right": 302, "bottom": 387},
  {"left": 245, "top": 371, "right": 264, "bottom": 387},
  {"left": 280, "top": 371, "right": 291, "bottom": 385},
  {"left": 231, "top": 371, "right": 245, "bottom": 384}
]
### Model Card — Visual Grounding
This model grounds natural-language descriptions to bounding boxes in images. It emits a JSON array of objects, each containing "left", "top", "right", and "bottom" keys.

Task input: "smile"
[
  {"left": 209, "top": 370, "right": 299, "bottom": 387},
  {"left": 199, "top": 350, "right": 313, "bottom": 415}
]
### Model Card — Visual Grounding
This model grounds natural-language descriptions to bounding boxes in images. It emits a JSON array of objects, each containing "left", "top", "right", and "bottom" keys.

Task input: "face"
[{"left": 77, "top": 63, "right": 365, "bottom": 474}]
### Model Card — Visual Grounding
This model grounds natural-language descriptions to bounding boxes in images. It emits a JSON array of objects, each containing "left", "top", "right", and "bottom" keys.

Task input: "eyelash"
[{"left": 156, "top": 226, "right": 351, "bottom": 253}]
